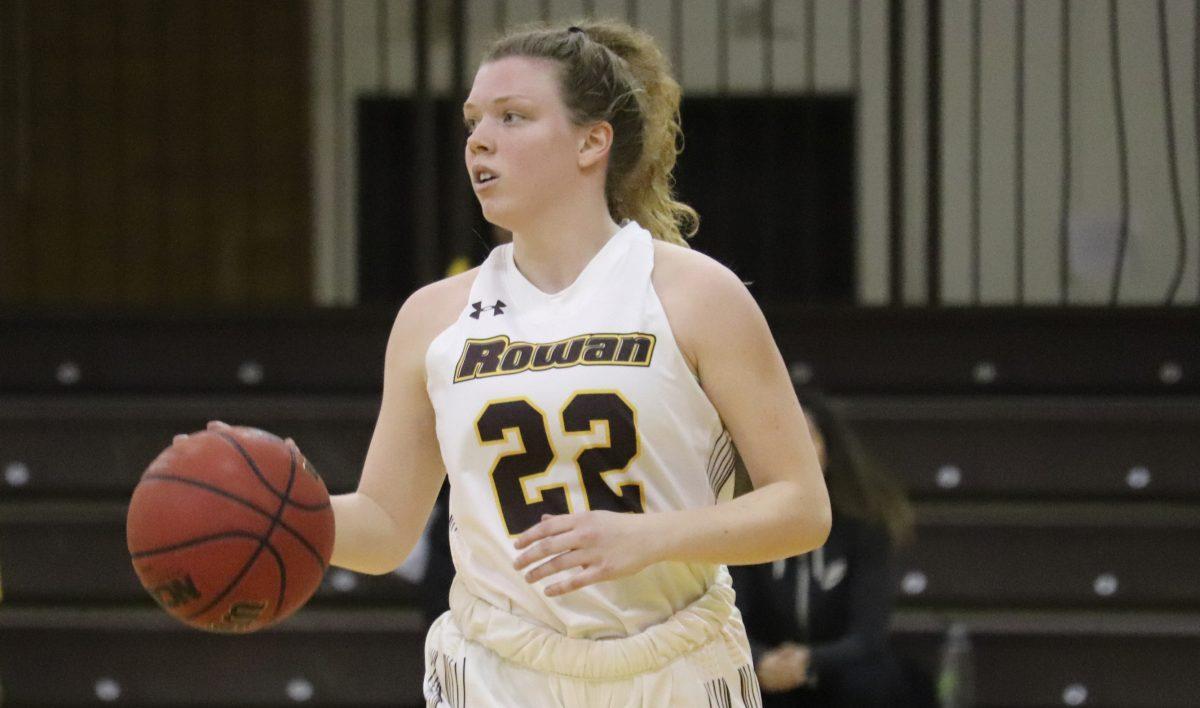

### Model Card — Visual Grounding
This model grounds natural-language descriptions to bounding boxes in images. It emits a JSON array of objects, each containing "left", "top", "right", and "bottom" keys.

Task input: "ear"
[{"left": 577, "top": 121, "right": 613, "bottom": 169}]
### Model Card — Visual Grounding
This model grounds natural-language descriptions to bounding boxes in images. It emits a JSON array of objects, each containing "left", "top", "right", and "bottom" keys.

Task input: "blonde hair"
[{"left": 483, "top": 20, "right": 698, "bottom": 246}]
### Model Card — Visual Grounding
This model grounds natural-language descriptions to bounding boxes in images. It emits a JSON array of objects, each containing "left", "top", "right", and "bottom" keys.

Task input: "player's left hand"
[{"left": 512, "top": 511, "right": 657, "bottom": 597}]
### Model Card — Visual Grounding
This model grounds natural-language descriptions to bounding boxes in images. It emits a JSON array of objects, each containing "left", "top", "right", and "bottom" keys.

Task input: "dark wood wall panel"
[
  {"left": 0, "top": 1, "right": 22, "bottom": 301},
  {"left": 161, "top": 0, "right": 208, "bottom": 307},
  {"left": 0, "top": 0, "right": 311, "bottom": 309},
  {"left": 248, "top": 0, "right": 311, "bottom": 304},
  {"left": 28, "top": 2, "right": 75, "bottom": 305},
  {"left": 75, "top": 0, "right": 122, "bottom": 306},
  {"left": 117, "top": 0, "right": 166, "bottom": 306},
  {"left": 204, "top": 0, "right": 253, "bottom": 306}
]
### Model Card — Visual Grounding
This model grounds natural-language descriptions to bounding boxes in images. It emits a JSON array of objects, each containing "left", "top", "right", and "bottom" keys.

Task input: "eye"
[
  {"left": 502, "top": 111, "right": 522, "bottom": 124},
  {"left": 463, "top": 117, "right": 478, "bottom": 134}
]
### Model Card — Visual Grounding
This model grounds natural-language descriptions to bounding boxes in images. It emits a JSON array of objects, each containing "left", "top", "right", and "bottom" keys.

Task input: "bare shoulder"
[
  {"left": 651, "top": 239, "right": 751, "bottom": 294},
  {"left": 388, "top": 267, "right": 480, "bottom": 367},
  {"left": 651, "top": 240, "right": 763, "bottom": 369}
]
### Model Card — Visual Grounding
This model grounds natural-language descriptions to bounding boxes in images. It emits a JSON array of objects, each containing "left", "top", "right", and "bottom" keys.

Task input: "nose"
[{"left": 466, "top": 122, "right": 492, "bottom": 156}]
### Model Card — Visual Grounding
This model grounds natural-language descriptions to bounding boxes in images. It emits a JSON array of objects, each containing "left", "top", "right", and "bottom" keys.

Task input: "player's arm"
[
  {"left": 513, "top": 249, "right": 830, "bottom": 595},
  {"left": 647, "top": 254, "right": 832, "bottom": 565},
  {"left": 328, "top": 281, "right": 460, "bottom": 575}
]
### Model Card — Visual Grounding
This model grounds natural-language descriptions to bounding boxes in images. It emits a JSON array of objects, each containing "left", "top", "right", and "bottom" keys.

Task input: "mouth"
[{"left": 472, "top": 168, "right": 499, "bottom": 189}]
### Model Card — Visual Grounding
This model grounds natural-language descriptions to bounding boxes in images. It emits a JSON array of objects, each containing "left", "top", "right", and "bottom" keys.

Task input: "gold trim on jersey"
[{"left": 453, "top": 332, "right": 657, "bottom": 383}]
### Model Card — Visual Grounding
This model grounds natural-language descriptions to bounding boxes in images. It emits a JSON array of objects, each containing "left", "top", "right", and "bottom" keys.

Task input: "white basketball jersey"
[{"left": 425, "top": 221, "right": 736, "bottom": 639}]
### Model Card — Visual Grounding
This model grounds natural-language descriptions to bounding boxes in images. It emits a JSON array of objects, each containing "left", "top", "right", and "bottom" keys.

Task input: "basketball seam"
[
  {"left": 130, "top": 530, "right": 264, "bottom": 559},
  {"left": 270, "top": 450, "right": 297, "bottom": 620},
  {"left": 132, "top": 532, "right": 283, "bottom": 628},
  {"left": 217, "top": 432, "right": 330, "bottom": 512},
  {"left": 140, "top": 473, "right": 327, "bottom": 569}
]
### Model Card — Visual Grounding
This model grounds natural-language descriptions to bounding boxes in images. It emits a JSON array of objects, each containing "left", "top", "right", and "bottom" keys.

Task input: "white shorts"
[{"left": 423, "top": 572, "right": 762, "bottom": 707}]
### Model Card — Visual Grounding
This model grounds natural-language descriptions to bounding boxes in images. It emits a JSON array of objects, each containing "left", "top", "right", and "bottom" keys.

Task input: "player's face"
[{"left": 463, "top": 57, "right": 589, "bottom": 229}]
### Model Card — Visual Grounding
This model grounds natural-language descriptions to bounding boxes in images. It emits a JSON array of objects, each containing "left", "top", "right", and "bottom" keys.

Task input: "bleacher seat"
[
  {"left": 0, "top": 500, "right": 422, "bottom": 605},
  {"left": 0, "top": 396, "right": 376, "bottom": 496},
  {"left": 0, "top": 607, "right": 426, "bottom": 705},
  {"left": 896, "top": 501, "right": 1200, "bottom": 609},
  {"left": 892, "top": 610, "right": 1200, "bottom": 707},
  {"left": 844, "top": 397, "right": 1200, "bottom": 500}
]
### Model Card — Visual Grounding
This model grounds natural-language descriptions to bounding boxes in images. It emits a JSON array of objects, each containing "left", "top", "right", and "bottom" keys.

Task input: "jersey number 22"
[{"left": 476, "top": 391, "right": 644, "bottom": 535}]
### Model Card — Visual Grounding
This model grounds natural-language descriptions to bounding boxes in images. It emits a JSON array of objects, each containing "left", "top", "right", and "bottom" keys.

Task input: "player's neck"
[{"left": 509, "top": 204, "right": 621, "bottom": 295}]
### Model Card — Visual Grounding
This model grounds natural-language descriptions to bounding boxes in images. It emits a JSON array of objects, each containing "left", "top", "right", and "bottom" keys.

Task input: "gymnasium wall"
[
  {"left": 3, "top": 1, "right": 1196, "bottom": 309},
  {"left": 0, "top": 0, "right": 312, "bottom": 309},
  {"left": 308, "top": 0, "right": 1200, "bottom": 307}
]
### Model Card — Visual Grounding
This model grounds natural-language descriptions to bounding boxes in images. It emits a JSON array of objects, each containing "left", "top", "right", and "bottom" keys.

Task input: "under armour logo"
[{"left": 469, "top": 300, "right": 506, "bottom": 319}]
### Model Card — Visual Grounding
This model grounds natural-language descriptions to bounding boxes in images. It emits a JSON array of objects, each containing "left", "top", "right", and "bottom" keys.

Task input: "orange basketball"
[{"left": 126, "top": 425, "right": 335, "bottom": 633}]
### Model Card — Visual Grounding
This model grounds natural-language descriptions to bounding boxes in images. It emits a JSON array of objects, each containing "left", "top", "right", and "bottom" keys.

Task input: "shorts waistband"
[{"left": 447, "top": 570, "right": 736, "bottom": 680}]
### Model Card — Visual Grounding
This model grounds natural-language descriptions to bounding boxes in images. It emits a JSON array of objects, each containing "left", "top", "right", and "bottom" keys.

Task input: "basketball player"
[{"left": 325, "top": 20, "right": 831, "bottom": 707}]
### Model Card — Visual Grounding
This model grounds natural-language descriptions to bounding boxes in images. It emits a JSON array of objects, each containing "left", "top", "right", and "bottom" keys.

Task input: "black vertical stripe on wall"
[
  {"left": 799, "top": 0, "right": 821, "bottom": 298},
  {"left": 449, "top": 0, "right": 472, "bottom": 263},
  {"left": 888, "top": 0, "right": 905, "bottom": 305},
  {"left": 1108, "top": 0, "right": 1130, "bottom": 305},
  {"left": 805, "top": 0, "right": 815, "bottom": 92},
  {"left": 1157, "top": 0, "right": 1186, "bottom": 304},
  {"left": 849, "top": 0, "right": 861, "bottom": 91},
  {"left": 413, "top": 0, "right": 440, "bottom": 287},
  {"left": 761, "top": 0, "right": 781, "bottom": 292},
  {"left": 926, "top": 0, "right": 942, "bottom": 306}
]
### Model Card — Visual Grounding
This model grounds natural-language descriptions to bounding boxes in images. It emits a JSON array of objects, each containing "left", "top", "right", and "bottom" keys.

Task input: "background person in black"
[{"left": 731, "top": 389, "right": 923, "bottom": 706}]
